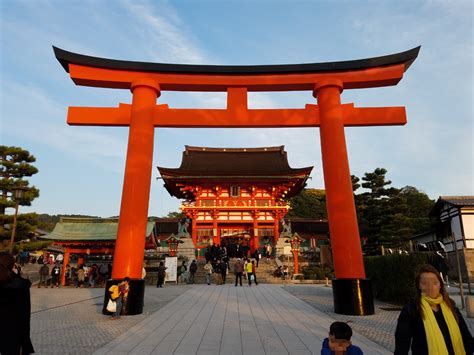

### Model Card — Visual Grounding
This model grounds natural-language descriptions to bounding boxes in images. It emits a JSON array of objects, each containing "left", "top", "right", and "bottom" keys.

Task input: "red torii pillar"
[{"left": 53, "top": 45, "right": 420, "bottom": 316}]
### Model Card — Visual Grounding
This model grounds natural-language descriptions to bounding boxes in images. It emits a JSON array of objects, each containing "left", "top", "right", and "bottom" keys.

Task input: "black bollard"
[{"left": 332, "top": 278, "right": 374, "bottom": 316}]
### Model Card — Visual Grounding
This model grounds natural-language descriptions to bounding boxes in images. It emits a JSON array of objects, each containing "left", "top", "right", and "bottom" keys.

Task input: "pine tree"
[
  {"left": 0, "top": 146, "right": 40, "bottom": 243},
  {"left": 287, "top": 188, "right": 327, "bottom": 220}
]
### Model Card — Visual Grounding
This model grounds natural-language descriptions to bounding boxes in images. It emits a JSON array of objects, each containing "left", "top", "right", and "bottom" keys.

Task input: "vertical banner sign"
[{"left": 165, "top": 257, "right": 178, "bottom": 283}]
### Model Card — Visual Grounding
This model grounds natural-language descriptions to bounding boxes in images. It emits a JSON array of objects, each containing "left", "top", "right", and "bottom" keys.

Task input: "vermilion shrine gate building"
[{"left": 158, "top": 146, "right": 312, "bottom": 254}]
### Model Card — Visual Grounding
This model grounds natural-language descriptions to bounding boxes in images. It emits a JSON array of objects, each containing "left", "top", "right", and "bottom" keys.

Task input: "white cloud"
[{"left": 2, "top": 81, "right": 127, "bottom": 172}]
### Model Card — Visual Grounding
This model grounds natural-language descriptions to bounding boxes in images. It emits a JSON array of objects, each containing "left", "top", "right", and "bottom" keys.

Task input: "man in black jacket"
[
  {"left": 0, "top": 252, "right": 35, "bottom": 354},
  {"left": 189, "top": 260, "right": 197, "bottom": 284}
]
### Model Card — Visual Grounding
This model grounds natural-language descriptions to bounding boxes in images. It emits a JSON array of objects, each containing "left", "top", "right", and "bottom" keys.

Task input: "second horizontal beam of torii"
[{"left": 68, "top": 100, "right": 406, "bottom": 128}]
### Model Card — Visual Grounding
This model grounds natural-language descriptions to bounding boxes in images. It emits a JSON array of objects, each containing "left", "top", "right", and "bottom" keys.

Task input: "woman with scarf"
[{"left": 395, "top": 264, "right": 473, "bottom": 354}]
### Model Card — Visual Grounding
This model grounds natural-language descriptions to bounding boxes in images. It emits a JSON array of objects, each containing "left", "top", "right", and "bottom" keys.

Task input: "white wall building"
[{"left": 430, "top": 196, "right": 474, "bottom": 279}]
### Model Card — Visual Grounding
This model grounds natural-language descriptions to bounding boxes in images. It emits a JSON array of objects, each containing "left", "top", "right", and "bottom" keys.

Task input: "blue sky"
[{"left": 1, "top": 0, "right": 472, "bottom": 217}]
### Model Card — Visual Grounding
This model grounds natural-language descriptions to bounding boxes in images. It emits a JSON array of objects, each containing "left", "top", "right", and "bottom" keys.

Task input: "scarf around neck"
[{"left": 420, "top": 293, "right": 465, "bottom": 355}]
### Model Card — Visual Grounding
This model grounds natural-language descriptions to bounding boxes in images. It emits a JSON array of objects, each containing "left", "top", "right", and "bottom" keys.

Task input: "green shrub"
[
  {"left": 364, "top": 253, "right": 428, "bottom": 305},
  {"left": 302, "top": 265, "right": 334, "bottom": 280}
]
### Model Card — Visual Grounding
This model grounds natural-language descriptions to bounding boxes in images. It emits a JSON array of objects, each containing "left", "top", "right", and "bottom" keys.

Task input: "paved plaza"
[{"left": 29, "top": 283, "right": 474, "bottom": 354}]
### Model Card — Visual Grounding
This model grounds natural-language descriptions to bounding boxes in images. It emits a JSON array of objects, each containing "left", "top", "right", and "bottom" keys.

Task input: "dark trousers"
[
  {"left": 157, "top": 276, "right": 164, "bottom": 287},
  {"left": 235, "top": 272, "right": 242, "bottom": 286},
  {"left": 51, "top": 276, "right": 59, "bottom": 287},
  {"left": 248, "top": 272, "right": 254, "bottom": 286},
  {"left": 38, "top": 275, "right": 48, "bottom": 287},
  {"left": 221, "top": 272, "right": 226, "bottom": 284}
]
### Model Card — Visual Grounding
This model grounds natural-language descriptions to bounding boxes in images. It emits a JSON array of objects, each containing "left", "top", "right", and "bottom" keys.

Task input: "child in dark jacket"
[{"left": 321, "top": 321, "right": 363, "bottom": 355}]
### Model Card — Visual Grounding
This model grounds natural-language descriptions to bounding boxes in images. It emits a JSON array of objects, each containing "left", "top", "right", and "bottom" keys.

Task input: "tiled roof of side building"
[
  {"left": 439, "top": 196, "right": 474, "bottom": 206},
  {"left": 41, "top": 217, "right": 155, "bottom": 241},
  {"left": 430, "top": 196, "right": 474, "bottom": 217}
]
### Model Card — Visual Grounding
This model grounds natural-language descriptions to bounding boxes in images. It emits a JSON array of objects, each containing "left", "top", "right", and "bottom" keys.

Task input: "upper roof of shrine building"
[{"left": 158, "top": 146, "right": 312, "bottom": 199}]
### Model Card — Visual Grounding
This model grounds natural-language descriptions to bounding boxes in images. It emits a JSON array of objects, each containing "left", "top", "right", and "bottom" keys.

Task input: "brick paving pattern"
[{"left": 30, "top": 285, "right": 191, "bottom": 354}]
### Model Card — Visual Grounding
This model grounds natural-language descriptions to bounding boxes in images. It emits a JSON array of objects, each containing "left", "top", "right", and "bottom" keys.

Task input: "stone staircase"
[{"left": 192, "top": 258, "right": 287, "bottom": 284}]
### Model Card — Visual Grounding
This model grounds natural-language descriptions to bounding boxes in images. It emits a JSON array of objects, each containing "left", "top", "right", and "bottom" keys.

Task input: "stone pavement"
[
  {"left": 30, "top": 284, "right": 390, "bottom": 354},
  {"left": 30, "top": 285, "right": 190, "bottom": 354},
  {"left": 29, "top": 282, "right": 474, "bottom": 354},
  {"left": 284, "top": 284, "right": 474, "bottom": 353},
  {"left": 93, "top": 284, "right": 389, "bottom": 354}
]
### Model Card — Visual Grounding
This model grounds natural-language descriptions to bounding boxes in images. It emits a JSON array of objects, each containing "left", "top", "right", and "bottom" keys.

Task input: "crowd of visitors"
[{"left": 34, "top": 259, "right": 112, "bottom": 288}]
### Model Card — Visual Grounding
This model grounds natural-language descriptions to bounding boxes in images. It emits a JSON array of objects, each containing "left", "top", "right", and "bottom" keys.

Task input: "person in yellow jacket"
[
  {"left": 108, "top": 277, "right": 129, "bottom": 320},
  {"left": 246, "top": 259, "right": 254, "bottom": 286}
]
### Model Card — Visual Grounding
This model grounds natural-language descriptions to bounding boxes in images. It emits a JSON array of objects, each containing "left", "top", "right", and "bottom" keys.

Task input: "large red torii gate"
[{"left": 54, "top": 46, "right": 419, "bottom": 315}]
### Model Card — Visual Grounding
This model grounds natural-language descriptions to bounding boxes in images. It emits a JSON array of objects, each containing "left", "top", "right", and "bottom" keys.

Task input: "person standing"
[
  {"left": 118, "top": 277, "right": 130, "bottom": 314},
  {"left": 251, "top": 260, "right": 258, "bottom": 285},
  {"left": 234, "top": 258, "right": 243, "bottom": 287},
  {"left": 65, "top": 264, "right": 71, "bottom": 286},
  {"left": 108, "top": 283, "right": 120, "bottom": 320},
  {"left": 266, "top": 244, "right": 272, "bottom": 261},
  {"left": 51, "top": 263, "right": 61, "bottom": 288},
  {"left": 77, "top": 265, "right": 85, "bottom": 288},
  {"left": 253, "top": 249, "right": 260, "bottom": 267},
  {"left": 89, "top": 264, "right": 98, "bottom": 288},
  {"left": 0, "top": 252, "right": 35, "bottom": 354},
  {"left": 189, "top": 260, "right": 197, "bottom": 284},
  {"left": 156, "top": 261, "right": 167, "bottom": 288},
  {"left": 178, "top": 260, "right": 187, "bottom": 284},
  {"left": 108, "top": 278, "right": 129, "bottom": 320},
  {"left": 98, "top": 263, "right": 109, "bottom": 286},
  {"left": 70, "top": 266, "right": 77, "bottom": 288},
  {"left": 204, "top": 261, "right": 213, "bottom": 285},
  {"left": 215, "top": 260, "right": 222, "bottom": 285},
  {"left": 38, "top": 263, "right": 49, "bottom": 288},
  {"left": 246, "top": 259, "right": 254, "bottom": 286},
  {"left": 220, "top": 260, "right": 228, "bottom": 285},
  {"left": 395, "top": 264, "right": 473, "bottom": 354}
]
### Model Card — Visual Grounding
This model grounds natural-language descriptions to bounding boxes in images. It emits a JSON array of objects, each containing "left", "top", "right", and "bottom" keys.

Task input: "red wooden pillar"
[
  {"left": 105, "top": 79, "right": 159, "bottom": 315},
  {"left": 253, "top": 215, "right": 259, "bottom": 252},
  {"left": 314, "top": 80, "right": 373, "bottom": 315},
  {"left": 112, "top": 80, "right": 160, "bottom": 280},
  {"left": 60, "top": 250, "right": 70, "bottom": 286},
  {"left": 292, "top": 250, "right": 299, "bottom": 274},
  {"left": 314, "top": 80, "right": 364, "bottom": 279},
  {"left": 77, "top": 255, "right": 84, "bottom": 267},
  {"left": 273, "top": 217, "right": 279, "bottom": 244},
  {"left": 192, "top": 218, "right": 197, "bottom": 246},
  {"left": 212, "top": 211, "right": 220, "bottom": 246}
]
